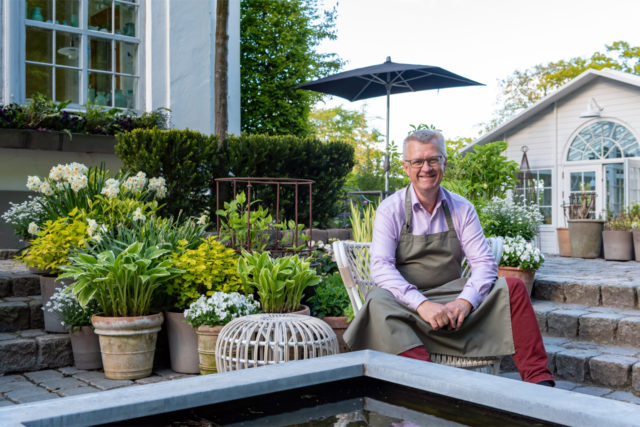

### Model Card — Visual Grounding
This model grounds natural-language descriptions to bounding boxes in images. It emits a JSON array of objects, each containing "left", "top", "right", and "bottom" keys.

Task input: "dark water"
[{"left": 103, "top": 377, "right": 558, "bottom": 427}]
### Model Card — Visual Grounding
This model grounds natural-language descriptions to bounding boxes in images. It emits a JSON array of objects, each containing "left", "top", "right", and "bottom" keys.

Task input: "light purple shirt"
[{"left": 371, "top": 185, "right": 497, "bottom": 311}]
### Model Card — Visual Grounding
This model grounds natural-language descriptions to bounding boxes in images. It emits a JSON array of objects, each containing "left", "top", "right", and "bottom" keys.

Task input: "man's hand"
[
  {"left": 416, "top": 301, "right": 456, "bottom": 330},
  {"left": 444, "top": 299, "right": 473, "bottom": 330}
]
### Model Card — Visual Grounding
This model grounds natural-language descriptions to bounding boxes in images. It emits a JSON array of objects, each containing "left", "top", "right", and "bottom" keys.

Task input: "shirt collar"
[{"left": 409, "top": 185, "right": 445, "bottom": 212}]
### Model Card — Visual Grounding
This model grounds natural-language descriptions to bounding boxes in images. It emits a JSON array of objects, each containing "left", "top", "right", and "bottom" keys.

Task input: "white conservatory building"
[{"left": 465, "top": 68, "right": 640, "bottom": 254}]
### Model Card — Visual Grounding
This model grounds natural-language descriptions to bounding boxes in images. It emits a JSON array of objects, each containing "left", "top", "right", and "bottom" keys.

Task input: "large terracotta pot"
[
  {"left": 92, "top": 312, "right": 164, "bottom": 380},
  {"left": 602, "top": 230, "right": 634, "bottom": 261},
  {"left": 633, "top": 229, "right": 640, "bottom": 262},
  {"left": 165, "top": 311, "right": 199, "bottom": 374},
  {"left": 196, "top": 325, "right": 223, "bottom": 375},
  {"left": 322, "top": 316, "right": 349, "bottom": 353},
  {"left": 290, "top": 304, "right": 311, "bottom": 316},
  {"left": 40, "top": 276, "right": 72, "bottom": 333},
  {"left": 556, "top": 227, "right": 571, "bottom": 257},
  {"left": 568, "top": 219, "right": 605, "bottom": 258},
  {"left": 497, "top": 266, "right": 536, "bottom": 296},
  {"left": 69, "top": 326, "right": 102, "bottom": 370}
]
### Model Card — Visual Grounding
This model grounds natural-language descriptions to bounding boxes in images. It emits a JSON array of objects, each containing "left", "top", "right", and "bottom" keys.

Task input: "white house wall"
[{"left": 498, "top": 77, "right": 640, "bottom": 254}]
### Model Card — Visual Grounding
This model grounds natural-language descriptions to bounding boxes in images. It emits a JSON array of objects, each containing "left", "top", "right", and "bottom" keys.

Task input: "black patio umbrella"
[{"left": 296, "top": 57, "right": 483, "bottom": 193}]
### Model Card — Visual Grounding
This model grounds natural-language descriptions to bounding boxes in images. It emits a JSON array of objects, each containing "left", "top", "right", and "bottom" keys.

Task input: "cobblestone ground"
[{"left": 536, "top": 255, "right": 640, "bottom": 287}]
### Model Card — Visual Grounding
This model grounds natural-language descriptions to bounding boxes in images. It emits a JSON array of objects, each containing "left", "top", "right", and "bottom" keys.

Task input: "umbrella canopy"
[{"left": 296, "top": 57, "right": 483, "bottom": 193}]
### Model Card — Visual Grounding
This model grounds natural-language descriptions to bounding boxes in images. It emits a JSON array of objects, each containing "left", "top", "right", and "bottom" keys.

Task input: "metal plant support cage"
[{"left": 215, "top": 177, "right": 315, "bottom": 254}]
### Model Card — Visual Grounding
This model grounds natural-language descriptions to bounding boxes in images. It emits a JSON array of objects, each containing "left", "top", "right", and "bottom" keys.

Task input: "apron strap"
[
  {"left": 442, "top": 200, "right": 456, "bottom": 232},
  {"left": 403, "top": 186, "right": 413, "bottom": 233}
]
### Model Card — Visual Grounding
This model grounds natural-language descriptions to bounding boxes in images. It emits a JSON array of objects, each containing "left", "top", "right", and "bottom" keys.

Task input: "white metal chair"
[{"left": 333, "top": 237, "right": 504, "bottom": 373}]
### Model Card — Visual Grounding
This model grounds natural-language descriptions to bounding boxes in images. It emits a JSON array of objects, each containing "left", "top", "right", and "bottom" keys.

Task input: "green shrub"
[
  {"left": 226, "top": 134, "right": 354, "bottom": 227},
  {"left": 115, "top": 128, "right": 225, "bottom": 218},
  {"left": 308, "top": 272, "right": 350, "bottom": 318}
]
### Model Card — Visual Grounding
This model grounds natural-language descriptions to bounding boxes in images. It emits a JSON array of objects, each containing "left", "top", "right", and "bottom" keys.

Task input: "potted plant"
[
  {"left": 602, "top": 210, "right": 634, "bottom": 261},
  {"left": 566, "top": 191, "right": 605, "bottom": 258},
  {"left": 237, "top": 251, "right": 321, "bottom": 314},
  {"left": 60, "top": 242, "right": 182, "bottom": 380},
  {"left": 481, "top": 196, "right": 543, "bottom": 242},
  {"left": 164, "top": 235, "right": 248, "bottom": 374},
  {"left": 184, "top": 292, "right": 260, "bottom": 374},
  {"left": 308, "top": 272, "right": 352, "bottom": 353},
  {"left": 47, "top": 287, "right": 102, "bottom": 369},
  {"left": 556, "top": 203, "right": 571, "bottom": 257},
  {"left": 497, "top": 236, "right": 545, "bottom": 296}
]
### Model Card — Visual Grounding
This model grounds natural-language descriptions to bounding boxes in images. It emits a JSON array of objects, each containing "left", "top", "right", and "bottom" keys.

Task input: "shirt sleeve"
[
  {"left": 456, "top": 203, "right": 498, "bottom": 309},
  {"left": 370, "top": 203, "right": 428, "bottom": 311}
]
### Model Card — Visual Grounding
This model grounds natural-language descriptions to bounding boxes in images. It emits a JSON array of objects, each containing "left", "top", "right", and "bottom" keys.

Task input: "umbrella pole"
[{"left": 384, "top": 87, "right": 390, "bottom": 195}]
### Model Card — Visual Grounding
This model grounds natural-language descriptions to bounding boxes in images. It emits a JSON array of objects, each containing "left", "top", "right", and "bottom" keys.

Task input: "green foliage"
[
  {"left": 443, "top": 141, "right": 519, "bottom": 211},
  {"left": 226, "top": 134, "right": 354, "bottom": 226},
  {"left": 483, "top": 41, "right": 640, "bottom": 132},
  {"left": 308, "top": 272, "right": 350, "bottom": 318},
  {"left": 167, "top": 237, "right": 247, "bottom": 310},
  {"left": 47, "top": 287, "right": 101, "bottom": 332},
  {"left": 241, "top": 0, "right": 342, "bottom": 136},
  {"left": 481, "top": 197, "right": 544, "bottom": 241},
  {"left": 349, "top": 200, "right": 376, "bottom": 242},
  {"left": 17, "top": 209, "right": 88, "bottom": 275},
  {"left": 115, "top": 128, "right": 224, "bottom": 218},
  {"left": 237, "top": 251, "right": 321, "bottom": 313},
  {"left": 606, "top": 208, "right": 634, "bottom": 231},
  {"left": 308, "top": 240, "right": 338, "bottom": 276},
  {"left": 215, "top": 191, "right": 273, "bottom": 251},
  {"left": 60, "top": 242, "right": 183, "bottom": 317}
]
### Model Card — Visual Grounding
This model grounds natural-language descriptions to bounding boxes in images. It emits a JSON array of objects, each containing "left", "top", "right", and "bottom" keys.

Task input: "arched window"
[{"left": 567, "top": 121, "right": 640, "bottom": 161}]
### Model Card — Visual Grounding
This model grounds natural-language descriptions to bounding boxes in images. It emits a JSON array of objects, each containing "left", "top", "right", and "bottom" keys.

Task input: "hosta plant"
[
  {"left": 184, "top": 292, "right": 260, "bottom": 327},
  {"left": 60, "top": 241, "right": 183, "bottom": 317},
  {"left": 238, "top": 251, "right": 321, "bottom": 313},
  {"left": 166, "top": 236, "right": 248, "bottom": 310},
  {"left": 500, "top": 236, "right": 545, "bottom": 271}
]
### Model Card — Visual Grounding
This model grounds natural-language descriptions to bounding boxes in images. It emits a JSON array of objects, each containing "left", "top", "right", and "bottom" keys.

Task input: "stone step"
[
  {"left": 533, "top": 256, "right": 640, "bottom": 309},
  {"left": 0, "top": 330, "right": 72, "bottom": 375},
  {"left": 501, "top": 336, "right": 640, "bottom": 396},
  {"left": 0, "top": 249, "right": 19, "bottom": 260},
  {"left": 0, "top": 296, "right": 43, "bottom": 332},
  {"left": 0, "top": 265, "right": 40, "bottom": 299},
  {"left": 532, "top": 299, "right": 640, "bottom": 347}
]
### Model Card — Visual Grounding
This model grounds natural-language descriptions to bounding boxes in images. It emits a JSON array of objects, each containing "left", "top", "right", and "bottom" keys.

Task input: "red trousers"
[{"left": 400, "top": 277, "right": 554, "bottom": 385}]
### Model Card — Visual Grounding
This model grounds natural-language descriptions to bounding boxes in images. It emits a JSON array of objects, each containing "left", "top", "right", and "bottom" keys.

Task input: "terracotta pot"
[
  {"left": 322, "top": 316, "right": 349, "bottom": 353},
  {"left": 568, "top": 219, "right": 605, "bottom": 258},
  {"left": 290, "top": 304, "right": 311, "bottom": 316},
  {"left": 40, "top": 276, "right": 73, "bottom": 333},
  {"left": 69, "top": 326, "right": 102, "bottom": 370},
  {"left": 633, "top": 229, "right": 640, "bottom": 262},
  {"left": 196, "top": 325, "right": 223, "bottom": 375},
  {"left": 602, "top": 230, "right": 634, "bottom": 261},
  {"left": 92, "top": 312, "right": 164, "bottom": 380},
  {"left": 497, "top": 266, "right": 536, "bottom": 296},
  {"left": 165, "top": 311, "right": 199, "bottom": 374},
  {"left": 556, "top": 227, "right": 571, "bottom": 257}
]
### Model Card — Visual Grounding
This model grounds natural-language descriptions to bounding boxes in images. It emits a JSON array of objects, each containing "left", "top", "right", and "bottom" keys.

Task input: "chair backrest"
[{"left": 333, "top": 237, "right": 504, "bottom": 314}]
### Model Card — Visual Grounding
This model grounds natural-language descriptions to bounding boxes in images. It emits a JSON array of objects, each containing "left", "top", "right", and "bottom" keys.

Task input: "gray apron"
[{"left": 344, "top": 187, "right": 515, "bottom": 358}]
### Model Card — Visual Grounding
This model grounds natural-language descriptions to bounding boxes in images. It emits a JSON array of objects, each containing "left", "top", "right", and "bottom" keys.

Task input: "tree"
[
  {"left": 240, "top": 0, "right": 342, "bottom": 136},
  {"left": 214, "top": 0, "right": 229, "bottom": 143},
  {"left": 483, "top": 41, "right": 640, "bottom": 132}
]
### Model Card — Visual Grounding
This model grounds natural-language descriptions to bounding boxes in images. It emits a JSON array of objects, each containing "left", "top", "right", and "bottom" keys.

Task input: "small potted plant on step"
[
  {"left": 497, "top": 236, "right": 545, "bottom": 296},
  {"left": 602, "top": 210, "right": 634, "bottom": 261},
  {"left": 47, "top": 287, "right": 102, "bottom": 369},
  {"left": 184, "top": 291, "right": 260, "bottom": 374}
]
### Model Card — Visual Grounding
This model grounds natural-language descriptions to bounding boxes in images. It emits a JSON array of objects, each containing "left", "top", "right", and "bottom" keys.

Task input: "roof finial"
[{"left": 385, "top": 56, "right": 391, "bottom": 63}]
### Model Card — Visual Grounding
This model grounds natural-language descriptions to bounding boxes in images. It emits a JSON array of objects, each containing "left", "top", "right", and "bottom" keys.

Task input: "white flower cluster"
[
  {"left": 28, "top": 222, "right": 39, "bottom": 235},
  {"left": 184, "top": 292, "right": 260, "bottom": 327},
  {"left": 116, "top": 172, "right": 167, "bottom": 199},
  {"left": 482, "top": 196, "right": 544, "bottom": 242},
  {"left": 86, "top": 218, "right": 107, "bottom": 243},
  {"left": 46, "top": 287, "right": 100, "bottom": 329},
  {"left": 148, "top": 177, "right": 167, "bottom": 198},
  {"left": 101, "top": 178, "right": 121, "bottom": 199},
  {"left": 27, "top": 162, "right": 90, "bottom": 195},
  {"left": 1, "top": 196, "right": 46, "bottom": 240},
  {"left": 132, "top": 207, "right": 146, "bottom": 222},
  {"left": 123, "top": 171, "right": 147, "bottom": 192},
  {"left": 501, "top": 236, "right": 544, "bottom": 270}
]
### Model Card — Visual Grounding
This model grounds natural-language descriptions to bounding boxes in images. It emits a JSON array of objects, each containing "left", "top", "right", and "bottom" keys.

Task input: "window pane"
[
  {"left": 115, "top": 41, "right": 137, "bottom": 75},
  {"left": 89, "top": 0, "right": 113, "bottom": 32},
  {"left": 26, "top": 63, "right": 53, "bottom": 99},
  {"left": 55, "top": 68, "right": 80, "bottom": 103},
  {"left": 26, "top": 27, "right": 53, "bottom": 64},
  {"left": 542, "top": 188, "right": 552, "bottom": 206},
  {"left": 89, "top": 72, "right": 112, "bottom": 106},
  {"left": 540, "top": 207, "right": 552, "bottom": 225},
  {"left": 56, "top": 32, "right": 80, "bottom": 67},
  {"left": 55, "top": 0, "right": 80, "bottom": 27},
  {"left": 90, "top": 37, "right": 112, "bottom": 71},
  {"left": 116, "top": 76, "right": 137, "bottom": 108},
  {"left": 539, "top": 170, "right": 552, "bottom": 187},
  {"left": 26, "top": 0, "right": 52, "bottom": 22},
  {"left": 115, "top": 2, "right": 137, "bottom": 36}
]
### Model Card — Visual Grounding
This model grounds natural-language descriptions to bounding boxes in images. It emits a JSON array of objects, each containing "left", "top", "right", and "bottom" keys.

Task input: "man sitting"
[{"left": 343, "top": 129, "right": 554, "bottom": 386}]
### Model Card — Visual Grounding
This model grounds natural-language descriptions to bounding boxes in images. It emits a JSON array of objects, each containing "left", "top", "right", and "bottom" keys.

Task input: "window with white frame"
[
  {"left": 24, "top": 0, "right": 139, "bottom": 108},
  {"left": 516, "top": 169, "right": 552, "bottom": 225}
]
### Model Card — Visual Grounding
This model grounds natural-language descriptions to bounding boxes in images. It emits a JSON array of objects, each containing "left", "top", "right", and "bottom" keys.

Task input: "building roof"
[{"left": 463, "top": 68, "right": 640, "bottom": 153}]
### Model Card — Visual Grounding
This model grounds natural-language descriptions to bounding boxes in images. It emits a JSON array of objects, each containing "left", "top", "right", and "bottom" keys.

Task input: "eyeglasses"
[{"left": 404, "top": 156, "right": 443, "bottom": 168}]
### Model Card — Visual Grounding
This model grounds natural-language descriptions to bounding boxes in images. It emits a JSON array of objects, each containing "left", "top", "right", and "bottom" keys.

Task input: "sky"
[{"left": 314, "top": 0, "right": 640, "bottom": 147}]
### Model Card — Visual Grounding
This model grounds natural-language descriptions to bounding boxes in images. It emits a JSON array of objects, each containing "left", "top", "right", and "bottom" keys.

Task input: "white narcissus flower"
[
  {"left": 92, "top": 234, "right": 103, "bottom": 243},
  {"left": 26, "top": 176, "right": 42, "bottom": 191},
  {"left": 70, "top": 175, "right": 87, "bottom": 193},
  {"left": 197, "top": 215, "right": 208, "bottom": 225},
  {"left": 28, "top": 222, "right": 39, "bottom": 235},
  {"left": 39, "top": 181, "right": 53, "bottom": 196},
  {"left": 132, "top": 207, "right": 146, "bottom": 222}
]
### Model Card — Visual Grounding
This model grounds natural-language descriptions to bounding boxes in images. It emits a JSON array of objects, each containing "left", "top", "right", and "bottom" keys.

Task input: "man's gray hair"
[{"left": 403, "top": 129, "right": 447, "bottom": 159}]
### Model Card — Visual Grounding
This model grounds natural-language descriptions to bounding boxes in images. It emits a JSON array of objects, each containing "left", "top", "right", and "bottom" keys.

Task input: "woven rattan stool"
[{"left": 215, "top": 313, "right": 339, "bottom": 372}]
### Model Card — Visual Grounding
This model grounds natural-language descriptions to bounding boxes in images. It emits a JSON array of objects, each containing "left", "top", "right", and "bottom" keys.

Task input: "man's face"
[{"left": 403, "top": 139, "right": 447, "bottom": 195}]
